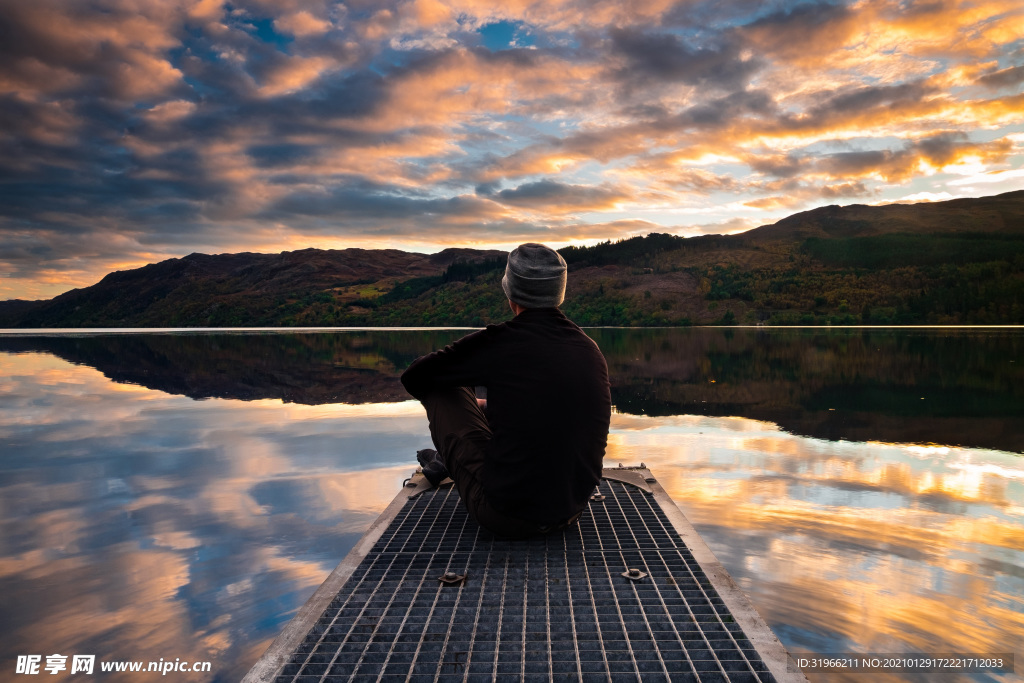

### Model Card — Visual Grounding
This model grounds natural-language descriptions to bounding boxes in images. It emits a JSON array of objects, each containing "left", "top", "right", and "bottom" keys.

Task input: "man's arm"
[{"left": 400, "top": 326, "right": 498, "bottom": 400}]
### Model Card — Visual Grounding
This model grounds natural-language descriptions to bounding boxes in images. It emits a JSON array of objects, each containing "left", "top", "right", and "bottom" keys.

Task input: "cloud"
[
  {"left": 682, "top": 216, "right": 759, "bottom": 236},
  {"left": 818, "top": 133, "right": 1014, "bottom": 182},
  {"left": 885, "top": 191, "right": 957, "bottom": 203},
  {"left": 492, "top": 179, "right": 632, "bottom": 213},
  {"left": 255, "top": 55, "right": 338, "bottom": 96},
  {"left": 947, "top": 167, "right": 1024, "bottom": 186},
  {"left": 274, "top": 10, "right": 333, "bottom": 37},
  {"left": 1, "top": 0, "right": 1023, "bottom": 299},
  {"left": 739, "top": 2, "right": 859, "bottom": 67},
  {"left": 676, "top": 88, "right": 778, "bottom": 128},
  {"left": 746, "top": 154, "right": 805, "bottom": 179},
  {"left": 776, "top": 79, "right": 943, "bottom": 138},
  {"left": 652, "top": 168, "right": 744, "bottom": 193},
  {"left": 0, "top": 0, "right": 189, "bottom": 101},
  {"left": 265, "top": 180, "right": 498, "bottom": 221},
  {"left": 609, "top": 27, "right": 761, "bottom": 90},
  {"left": 977, "top": 64, "right": 1024, "bottom": 89}
]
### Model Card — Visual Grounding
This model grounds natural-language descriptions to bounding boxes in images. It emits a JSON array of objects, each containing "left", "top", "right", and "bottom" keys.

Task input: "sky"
[{"left": 1, "top": 0, "right": 1023, "bottom": 300}]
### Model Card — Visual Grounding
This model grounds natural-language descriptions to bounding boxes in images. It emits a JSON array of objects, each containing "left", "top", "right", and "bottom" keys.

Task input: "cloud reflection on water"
[
  {"left": 606, "top": 412, "right": 1024, "bottom": 680},
  {"left": 0, "top": 352, "right": 430, "bottom": 680},
  {"left": 1, "top": 345, "right": 1023, "bottom": 682}
]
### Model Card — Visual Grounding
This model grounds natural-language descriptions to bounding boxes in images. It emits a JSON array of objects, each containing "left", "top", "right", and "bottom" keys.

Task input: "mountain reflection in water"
[
  {"left": 2, "top": 327, "right": 1021, "bottom": 452},
  {"left": 0, "top": 327, "right": 1021, "bottom": 682}
]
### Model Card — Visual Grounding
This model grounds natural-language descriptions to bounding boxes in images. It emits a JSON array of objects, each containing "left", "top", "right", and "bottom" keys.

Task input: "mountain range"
[{"left": 2, "top": 190, "right": 1022, "bottom": 328}]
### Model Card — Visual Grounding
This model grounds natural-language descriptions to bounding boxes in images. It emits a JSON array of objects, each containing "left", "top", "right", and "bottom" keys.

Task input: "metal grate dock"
[{"left": 245, "top": 467, "right": 806, "bottom": 683}]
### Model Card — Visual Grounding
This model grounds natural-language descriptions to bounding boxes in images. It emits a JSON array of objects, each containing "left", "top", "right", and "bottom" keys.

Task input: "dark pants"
[{"left": 421, "top": 387, "right": 580, "bottom": 539}]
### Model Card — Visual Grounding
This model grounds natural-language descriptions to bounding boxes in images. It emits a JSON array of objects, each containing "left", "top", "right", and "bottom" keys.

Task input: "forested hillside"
[{"left": 2, "top": 190, "right": 1022, "bottom": 327}]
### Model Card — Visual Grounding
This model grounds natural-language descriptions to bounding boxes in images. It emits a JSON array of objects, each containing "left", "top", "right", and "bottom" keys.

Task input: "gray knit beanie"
[{"left": 501, "top": 243, "right": 567, "bottom": 308}]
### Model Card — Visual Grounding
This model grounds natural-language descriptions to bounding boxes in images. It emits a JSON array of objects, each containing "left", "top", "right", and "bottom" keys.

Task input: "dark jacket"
[{"left": 401, "top": 308, "right": 611, "bottom": 523}]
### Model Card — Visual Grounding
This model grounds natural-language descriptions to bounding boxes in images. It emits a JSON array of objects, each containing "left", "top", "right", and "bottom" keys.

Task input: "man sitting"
[{"left": 400, "top": 243, "right": 612, "bottom": 538}]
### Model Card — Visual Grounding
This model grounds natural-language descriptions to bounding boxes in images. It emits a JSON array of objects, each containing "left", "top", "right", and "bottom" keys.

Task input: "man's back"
[
  {"left": 401, "top": 307, "right": 611, "bottom": 522},
  {"left": 402, "top": 242, "right": 611, "bottom": 536}
]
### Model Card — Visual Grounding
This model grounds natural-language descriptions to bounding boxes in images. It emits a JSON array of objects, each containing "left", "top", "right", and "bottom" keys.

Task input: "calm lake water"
[{"left": 1, "top": 327, "right": 1022, "bottom": 682}]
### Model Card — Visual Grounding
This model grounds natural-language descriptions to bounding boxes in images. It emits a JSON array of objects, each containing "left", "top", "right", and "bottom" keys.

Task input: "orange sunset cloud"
[{"left": 0, "top": 0, "right": 1021, "bottom": 299}]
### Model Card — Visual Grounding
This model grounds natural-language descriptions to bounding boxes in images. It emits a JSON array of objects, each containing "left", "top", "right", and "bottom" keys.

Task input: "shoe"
[{"left": 416, "top": 449, "right": 449, "bottom": 487}]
